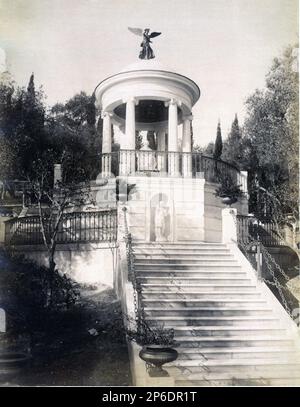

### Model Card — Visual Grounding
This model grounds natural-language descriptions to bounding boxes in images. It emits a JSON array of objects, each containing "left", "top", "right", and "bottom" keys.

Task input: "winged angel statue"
[{"left": 128, "top": 27, "right": 161, "bottom": 60}]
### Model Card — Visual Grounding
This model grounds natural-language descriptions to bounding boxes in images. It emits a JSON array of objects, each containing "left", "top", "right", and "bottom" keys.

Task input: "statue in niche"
[
  {"left": 155, "top": 201, "right": 169, "bottom": 241},
  {"left": 128, "top": 28, "right": 161, "bottom": 60},
  {"left": 137, "top": 131, "right": 157, "bottom": 172}
]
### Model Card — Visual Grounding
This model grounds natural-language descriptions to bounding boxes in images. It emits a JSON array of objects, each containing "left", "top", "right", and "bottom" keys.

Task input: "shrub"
[{"left": 0, "top": 248, "right": 79, "bottom": 339}]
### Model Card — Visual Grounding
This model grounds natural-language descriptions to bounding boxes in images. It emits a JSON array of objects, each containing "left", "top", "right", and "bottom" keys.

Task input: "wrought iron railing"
[
  {"left": 236, "top": 214, "right": 297, "bottom": 317},
  {"left": 101, "top": 150, "right": 246, "bottom": 188},
  {"left": 237, "top": 215, "right": 285, "bottom": 246},
  {"left": 5, "top": 210, "right": 117, "bottom": 246}
]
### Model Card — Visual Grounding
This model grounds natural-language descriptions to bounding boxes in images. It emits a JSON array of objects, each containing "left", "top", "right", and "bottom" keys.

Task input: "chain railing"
[
  {"left": 236, "top": 214, "right": 295, "bottom": 317},
  {"left": 122, "top": 207, "right": 144, "bottom": 330}
]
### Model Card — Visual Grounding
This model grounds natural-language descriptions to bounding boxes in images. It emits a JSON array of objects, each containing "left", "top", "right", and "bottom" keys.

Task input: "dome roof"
[
  {"left": 120, "top": 59, "right": 177, "bottom": 74},
  {"left": 94, "top": 58, "right": 201, "bottom": 118}
]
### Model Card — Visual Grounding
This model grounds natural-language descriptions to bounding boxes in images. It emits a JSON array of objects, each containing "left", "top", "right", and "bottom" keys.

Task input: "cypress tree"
[
  {"left": 213, "top": 120, "right": 223, "bottom": 160},
  {"left": 27, "top": 73, "right": 35, "bottom": 101},
  {"left": 222, "top": 114, "right": 243, "bottom": 167}
]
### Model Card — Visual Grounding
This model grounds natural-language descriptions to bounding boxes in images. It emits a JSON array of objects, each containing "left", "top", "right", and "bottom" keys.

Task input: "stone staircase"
[{"left": 132, "top": 241, "right": 300, "bottom": 386}]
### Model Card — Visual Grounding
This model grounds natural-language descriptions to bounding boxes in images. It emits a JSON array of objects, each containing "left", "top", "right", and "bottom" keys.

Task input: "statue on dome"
[{"left": 128, "top": 27, "right": 161, "bottom": 60}]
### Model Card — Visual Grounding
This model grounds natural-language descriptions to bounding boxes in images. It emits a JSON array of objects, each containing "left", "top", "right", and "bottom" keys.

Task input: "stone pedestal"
[{"left": 222, "top": 207, "right": 237, "bottom": 244}]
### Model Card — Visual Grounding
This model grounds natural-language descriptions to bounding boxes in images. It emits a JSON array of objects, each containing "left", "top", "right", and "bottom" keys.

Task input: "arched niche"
[{"left": 149, "top": 193, "right": 171, "bottom": 242}]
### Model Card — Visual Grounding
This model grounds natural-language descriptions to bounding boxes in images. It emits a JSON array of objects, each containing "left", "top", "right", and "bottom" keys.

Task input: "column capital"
[
  {"left": 122, "top": 97, "right": 139, "bottom": 106},
  {"left": 182, "top": 114, "right": 193, "bottom": 122},
  {"left": 164, "top": 98, "right": 182, "bottom": 108},
  {"left": 101, "top": 110, "right": 113, "bottom": 119}
]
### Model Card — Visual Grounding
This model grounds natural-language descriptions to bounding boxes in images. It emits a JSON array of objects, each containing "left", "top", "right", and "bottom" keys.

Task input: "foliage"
[
  {"left": 243, "top": 45, "right": 299, "bottom": 222},
  {"left": 47, "top": 91, "right": 101, "bottom": 181},
  {"left": 213, "top": 121, "right": 223, "bottom": 159},
  {"left": 0, "top": 74, "right": 47, "bottom": 179},
  {"left": 0, "top": 248, "right": 79, "bottom": 338},
  {"left": 193, "top": 142, "right": 214, "bottom": 155},
  {"left": 194, "top": 46, "right": 298, "bottom": 224},
  {"left": 125, "top": 316, "right": 176, "bottom": 346},
  {"left": 0, "top": 74, "right": 101, "bottom": 183},
  {"left": 24, "top": 150, "right": 94, "bottom": 306},
  {"left": 215, "top": 172, "right": 244, "bottom": 201},
  {"left": 222, "top": 114, "right": 244, "bottom": 167}
]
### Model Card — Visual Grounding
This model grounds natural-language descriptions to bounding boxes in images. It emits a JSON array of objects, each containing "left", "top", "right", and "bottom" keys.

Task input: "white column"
[
  {"left": 102, "top": 111, "right": 112, "bottom": 176},
  {"left": 157, "top": 130, "right": 166, "bottom": 173},
  {"left": 121, "top": 98, "right": 138, "bottom": 175},
  {"left": 182, "top": 115, "right": 193, "bottom": 177},
  {"left": 125, "top": 97, "right": 137, "bottom": 150},
  {"left": 166, "top": 99, "right": 180, "bottom": 175}
]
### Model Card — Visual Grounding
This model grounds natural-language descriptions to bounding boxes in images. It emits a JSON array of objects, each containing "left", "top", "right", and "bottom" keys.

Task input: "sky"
[{"left": 0, "top": 0, "right": 298, "bottom": 146}]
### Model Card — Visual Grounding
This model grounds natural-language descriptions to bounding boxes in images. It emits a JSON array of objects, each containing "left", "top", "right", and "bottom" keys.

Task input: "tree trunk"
[{"left": 48, "top": 247, "right": 56, "bottom": 308}]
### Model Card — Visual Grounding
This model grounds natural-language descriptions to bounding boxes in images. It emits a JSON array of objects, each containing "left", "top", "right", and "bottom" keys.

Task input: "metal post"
[{"left": 256, "top": 242, "right": 262, "bottom": 281}]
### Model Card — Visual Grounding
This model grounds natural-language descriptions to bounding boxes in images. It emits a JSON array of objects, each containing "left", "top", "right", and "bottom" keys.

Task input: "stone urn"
[
  {"left": 139, "top": 345, "right": 178, "bottom": 377},
  {"left": 0, "top": 351, "right": 31, "bottom": 383},
  {"left": 221, "top": 196, "right": 237, "bottom": 206}
]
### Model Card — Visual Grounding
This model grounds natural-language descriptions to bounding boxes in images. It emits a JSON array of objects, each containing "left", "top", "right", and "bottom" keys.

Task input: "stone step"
[
  {"left": 134, "top": 258, "right": 240, "bottom": 268},
  {"left": 167, "top": 361, "right": 300, "bottom": 376},
  {"left": 144, "top": 307, "right": 273, "bottom": 317},
  {"left": 132, "top": 240, "right": 300, "bottom": 386},
  {"left": 138, "top": 270, "right": 248, "bottom": 278},
  {"left": 135, "top": 264, "right": 242, "bottom": 270},
  {"left": 141, "top": 291, "right": 262, "bottom": 300},
  {"left": 167, "top": 358, "right": 300, "bottom": 368},
  {"left": 137, "top": 276, "right": 252, "bottom": 285},
  {"left": 173, "top": 335, "right": 294, "bottom": 348},
  {"left": 175, "top": 376, "right": 300, "bottom": 386},
  {"left": 146, "top": 316, "right": 278, "bottom": 327},
  {"left": 133, "top": 249, "right": 231, "bottom": 255},
  {"left": 141, "top": 284, "right": 257, "bottom": 292},
  {"left": 176, "top": 346, "right": 299, "bottom": 360},
  {"left": 133, "top": 242, "right": 227, "bottom": 248},
  {"left": 134, "top": 254, "right": 234, "bottom": 260},
  {"left": 172, "top": 326, "right": 286, "bottom": 337},
  {"left": 143, "top": 299, "right": 268, "bottom": 307}
]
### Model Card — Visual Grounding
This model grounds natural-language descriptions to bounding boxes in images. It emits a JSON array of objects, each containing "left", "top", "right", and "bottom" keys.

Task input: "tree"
[
  {"left": 193, "top": 142, "right": 214, "bottom": 155},
  {"left": 0, "top": 79, "right": 21, "bottom": 179},
  {"left": 243, "top": 45, "right": 298, "bottom": 223},
  {"left": 0, "top": 75, "right": 107, "bottom": 184},
  {"left": 0, "top": 73, "right": 48, "bottom": 180},
  {"left": 213, "top": 120, "right": 223, "bottom": 160},
  {"left": 222, "top": 114, "right": 244, "bottom": 167},
  {"left": 47, "top": 91, "right": 100, "bottom": 180},
  {"left": 26, "top": 150, "right": 92, "bottom": 306},
  {"left": 21, "top": 73, "right": 46, "bottom": 174}
]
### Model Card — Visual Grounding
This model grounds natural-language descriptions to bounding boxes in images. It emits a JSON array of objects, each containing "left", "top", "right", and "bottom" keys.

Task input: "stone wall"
[
  {"left": 204, "top": 183, "right": 248, "bottom": 242},
  {"left": 12, "top": 242, "right": 117, "bottom": 287},
  {"left": 123, "top": 175, "right": 205, "bottom": 242},
  {"left": 123, "top": 175, "right": 248, "bottom": 243}
]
